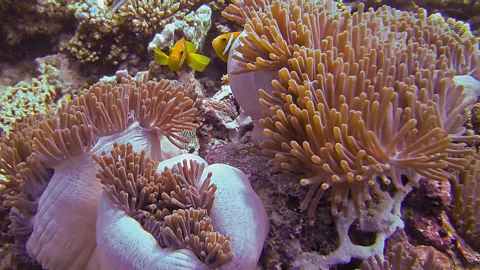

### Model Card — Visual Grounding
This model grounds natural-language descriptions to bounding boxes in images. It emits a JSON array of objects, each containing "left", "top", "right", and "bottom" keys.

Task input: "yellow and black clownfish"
[
  {"left": 212, "top": 32, "right": 241, "bottom": 63},
  {"left": 153, "top": 38, "right": 210, "bottom": 72}
]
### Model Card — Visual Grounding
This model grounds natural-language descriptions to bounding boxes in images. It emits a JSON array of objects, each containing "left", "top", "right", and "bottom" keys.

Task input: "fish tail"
[
  {"left": 187, "top": 53, "right": 210, "bottom": 72},
  {"left": 153, "top": 48, "right": 169, "bottom": 66}
]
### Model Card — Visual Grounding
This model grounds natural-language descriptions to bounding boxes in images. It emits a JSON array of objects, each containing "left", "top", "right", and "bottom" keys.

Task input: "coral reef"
[
  {"left": 0, "top": 75, "right": 56, "bottom": 135},
  {"left": 2, "top": 0, "right": 480, "bottom": 269},
  {"left": 292, "top": 187, "right": 409, "bottom": 268},
  {"left": 0, "top": 53, "right": 90, "bottom": 134},
  {"left": 226, "top": 0, "right": 479, "bottom": 217},
  {"left": 220, "top": 0, "right": 480, "bottom": 266},
  {"left": 68, "top": 0, "right": 222, "bottom": 66},
  {"left": 148, "top": 4, "right": 213, "bottom": 54},
  {"left": 412, "top": 0, "right": 480, "bottom": 35},
  {"left": 0, "top": 69, "right": 268, "bottom": 269},
  {"left": 0, "top": 0, "right": 70, "bottom": 46},
  {"left": 200, "top": 84, "right": 241, "bottom": 141}
]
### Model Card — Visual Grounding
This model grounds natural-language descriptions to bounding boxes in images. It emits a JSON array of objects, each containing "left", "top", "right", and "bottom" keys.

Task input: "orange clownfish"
[
  {"left": 153, "top": 38, "right": 210, "bottom": 72},
  {"left": 212, "top": 32, "right": 241, "bottom": 63}
]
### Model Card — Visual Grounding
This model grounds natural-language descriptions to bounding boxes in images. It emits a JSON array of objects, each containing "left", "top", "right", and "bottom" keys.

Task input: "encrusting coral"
[
  {"left": 0, "top": 76, "right": 56, "bottom": 135},
  {"left": 222, "top": 0, "right": 480, "bottom": 220},
  {"left": 0, "top": 71, "right": 201, "bottom": 269},
  {"left": 94, "top": 143, "right": 269, "bottom": 269},
  {"left": 0, "top": 53, "right": 89, "bottom": 135},
  {"left": 411, "top": 0, "right": 480, "bottom": 36}
]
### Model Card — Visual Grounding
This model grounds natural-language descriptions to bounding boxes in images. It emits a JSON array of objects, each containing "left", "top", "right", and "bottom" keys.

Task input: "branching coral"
[
  {"left": 68, "top": 0, "right": 221, "bottom": 65},
  {"left": 223, "top": 0, "right": 480, "bottom": 219},
  {"left": 94, "top": 144, "right": 269, "bottom": 269},
  {"left": 0, "top": 71, "right": 201, "bottom": 269}
]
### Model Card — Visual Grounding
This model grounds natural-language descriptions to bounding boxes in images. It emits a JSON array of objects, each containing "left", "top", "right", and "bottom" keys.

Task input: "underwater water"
[{"left": 0, "top": 0, "right": 480, "bottom": 269}]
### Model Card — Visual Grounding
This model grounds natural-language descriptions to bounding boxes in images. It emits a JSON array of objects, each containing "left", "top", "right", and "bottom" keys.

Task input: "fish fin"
[
  {"left": 185, "top": 41, "right": 197, "bottom": 54},
  {"left": 153, "top": 48, "right": 169, "bottom": 65},
  {"left": 187, "top": 53, "right": 210, "bottom": 72}
]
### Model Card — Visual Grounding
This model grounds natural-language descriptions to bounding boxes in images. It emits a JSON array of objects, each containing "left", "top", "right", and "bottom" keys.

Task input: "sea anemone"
[
  {"left": 222, "top": 0, "right": 480, "bottom": 219},
  {"left": 0, "top": 71, "right": 201, "bottom": 269},
  {"left": 259, "top": 45, "right": 476, "bottom": 218},
  {"left": 94, "top": 143, "right": 269, "bottom": 269},
  {"left": 449, "top": 157, "right": 480, "bottom": 252},
  {"left": 360, "top": 243, "right": 443, "bottom": 270}
]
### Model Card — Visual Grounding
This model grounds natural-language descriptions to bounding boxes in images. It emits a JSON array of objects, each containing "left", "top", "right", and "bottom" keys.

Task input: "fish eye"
[
  {"left": 222, "top": 38, "right": 227, "bottom": 43},
  {"left": 180, "top": 51, "right": 184, "bottom": 55}
]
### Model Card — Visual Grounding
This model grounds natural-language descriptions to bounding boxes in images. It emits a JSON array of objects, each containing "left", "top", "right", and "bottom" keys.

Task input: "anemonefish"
[
  {"left": 212, "top": 32, "right": 241, "bottom": 63},
  {"left": 153, "top": 38, "right": 210, "bottom": 72}
]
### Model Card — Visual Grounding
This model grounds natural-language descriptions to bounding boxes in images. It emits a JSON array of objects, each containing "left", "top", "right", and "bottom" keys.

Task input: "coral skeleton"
[{"left": 293, "top": 184, "right": 410, "bottom": 268}]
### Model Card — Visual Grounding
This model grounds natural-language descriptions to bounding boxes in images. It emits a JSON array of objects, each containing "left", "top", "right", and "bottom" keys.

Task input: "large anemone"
[
  {"left": 222, "top": 0, "right": 480, "bottom": 219},
  {"left": 360, "top": 243, "right": 443, "bottom": 270},
  {"left": 0, "top": 71, "right": 201, "bottom": 269},
  {"left": 94, "top": 144, "right": 269, "bottom": 269}
]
